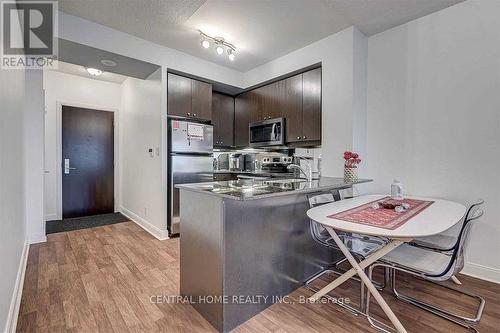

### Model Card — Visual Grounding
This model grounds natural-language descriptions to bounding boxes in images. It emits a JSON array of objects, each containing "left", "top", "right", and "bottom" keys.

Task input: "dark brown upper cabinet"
[
  {"left": 234, "top": 91, "right": 254, "bottom": 147},
  {"left": 167, "top": 73, "right": 212, "bottom": 121},
  {"left": 302, "top": 67, "right": 322, "bottom": 142},
  {"left": 191, "top": 80, "right": 212, "bottom": 121},
  {"left": 167, "top": 73, "right": 191, "bottom": 118},
  {"left": 279, "top": 74, "right": 303, "bottom": 142},
  {"left": 212, "top": 92, "right": 234, "bottom": 147},
  {"left": 233, "top": 67, "right": 322, "bottom": 147}
]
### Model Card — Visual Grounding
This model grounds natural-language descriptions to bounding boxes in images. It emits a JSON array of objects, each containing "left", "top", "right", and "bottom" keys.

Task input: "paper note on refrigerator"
[{"left": 187, "top": 124, "right": 204, "bottom": 138}]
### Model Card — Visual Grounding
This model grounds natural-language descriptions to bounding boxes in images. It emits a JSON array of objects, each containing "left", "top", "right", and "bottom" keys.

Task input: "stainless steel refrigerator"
[{"left": 168, "top": 120, "right": 214, "bottom": 235}]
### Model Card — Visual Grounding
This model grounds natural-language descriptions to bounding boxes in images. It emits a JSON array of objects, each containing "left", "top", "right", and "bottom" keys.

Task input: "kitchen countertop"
[
  {"left": 176, "top": 177, "right": 372, "bottom": 201},
  {"left": 213, "top": 169, "right": 297, "bottom": 178}
]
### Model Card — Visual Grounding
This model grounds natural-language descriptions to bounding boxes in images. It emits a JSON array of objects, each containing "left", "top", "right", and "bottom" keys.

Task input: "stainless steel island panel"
[
  {"left": 179, "top": 188, "right": 341, "bottom": 332},
  {"left": 179, "top": 191, "right": 224, "bottom": 329},
  {"left": 222, "top": 193, "right": 337, "bottom": 331}
]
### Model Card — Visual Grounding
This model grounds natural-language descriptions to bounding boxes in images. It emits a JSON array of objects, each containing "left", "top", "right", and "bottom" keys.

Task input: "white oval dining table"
[{"left": 306, "top": 194, "right": 466, "bottom": 333}]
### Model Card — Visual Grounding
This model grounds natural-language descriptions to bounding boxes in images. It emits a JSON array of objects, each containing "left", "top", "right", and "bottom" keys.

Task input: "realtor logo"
[{"left": 1, "top": 0, "right": 57, "bottom": 69}]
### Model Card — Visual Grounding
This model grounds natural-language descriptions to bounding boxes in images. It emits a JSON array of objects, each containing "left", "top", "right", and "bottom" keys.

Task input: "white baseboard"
[
  {"left": 4, "top": 239, "right": 29, "bottom": 333},
  {"left": 29, "top": 233, "right": 46, "bottom": 244},
  {"left": 462, "top": 261, "right": 500, "bottom": 284},
  {"left": 44, "top": 213, "right": 57, "bottom": 221},
  {"left": 120, "top": 206, "right": 169, "bottom": 240}
]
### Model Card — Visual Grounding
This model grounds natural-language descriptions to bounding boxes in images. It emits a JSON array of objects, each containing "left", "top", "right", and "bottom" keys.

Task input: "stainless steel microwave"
[{"left": 249, "top": 117, "right": 285, "bottom": 147}]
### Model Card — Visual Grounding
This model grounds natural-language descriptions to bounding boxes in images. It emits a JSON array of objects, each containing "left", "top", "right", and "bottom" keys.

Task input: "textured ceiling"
[{"left": 58, "top": 0, "right": 463, "bottom": 72}]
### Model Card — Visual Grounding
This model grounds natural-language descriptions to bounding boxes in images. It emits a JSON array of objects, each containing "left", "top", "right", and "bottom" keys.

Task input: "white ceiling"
[
  {"left": 58, "top": 0, "right": 463, "bottom": 72},
  {"left": 48, "top": 60, "right": 129, "bottom": 84}
]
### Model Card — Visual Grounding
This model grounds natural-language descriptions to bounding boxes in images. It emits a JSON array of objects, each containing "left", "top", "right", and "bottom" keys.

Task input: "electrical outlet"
[{"left": 155, "top": 147, "right": 160, "bottom": 156}]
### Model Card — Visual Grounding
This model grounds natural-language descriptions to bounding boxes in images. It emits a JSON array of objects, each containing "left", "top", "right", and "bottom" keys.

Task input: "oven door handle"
[{"left": 271, "top": 123, "right": 277, "bottom": 140}]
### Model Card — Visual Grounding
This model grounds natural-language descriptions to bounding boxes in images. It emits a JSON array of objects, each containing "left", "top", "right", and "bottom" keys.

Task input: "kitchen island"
[{"left": 177, "top": 177, "right": 371, "bottom": 332}]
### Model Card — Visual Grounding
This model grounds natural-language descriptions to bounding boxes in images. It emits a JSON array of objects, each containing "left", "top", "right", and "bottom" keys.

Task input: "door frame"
[{"left": 56, "top": 101, "right": 120, "bottom": 220}]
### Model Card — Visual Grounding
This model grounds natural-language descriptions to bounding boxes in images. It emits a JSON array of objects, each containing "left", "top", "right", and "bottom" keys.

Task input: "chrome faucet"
[{"left": 287, "top": 163, "right": 313, "bottom": 181}]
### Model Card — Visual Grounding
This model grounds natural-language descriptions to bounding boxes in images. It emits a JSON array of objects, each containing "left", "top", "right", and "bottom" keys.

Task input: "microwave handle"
[{"left": 271, "top": 123, "right": 277, "bottom": 140}]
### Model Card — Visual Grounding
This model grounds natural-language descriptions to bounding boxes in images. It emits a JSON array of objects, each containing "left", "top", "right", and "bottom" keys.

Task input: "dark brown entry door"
[{"left": 62, "top": 106, "right": 114, "bottom": 218}]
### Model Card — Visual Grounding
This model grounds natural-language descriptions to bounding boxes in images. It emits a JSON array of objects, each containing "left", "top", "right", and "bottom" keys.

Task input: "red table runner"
[{"left": 328, "top": 197, "right": 434, "bottom": 230}]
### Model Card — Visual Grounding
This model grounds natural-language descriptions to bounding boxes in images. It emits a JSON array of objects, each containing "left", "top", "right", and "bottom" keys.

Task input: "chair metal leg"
[
  {"left": 365, "top": 264, "right": 397, "bottom": 333},
  {"left": 366, "top": 264, "right": 481, "bottom": 333},
  {"left": 391, "top": 269, "right": 485, "bottom": 324},
  {"left": 365, "top": 263, "right": 482, "bottom": 332}
]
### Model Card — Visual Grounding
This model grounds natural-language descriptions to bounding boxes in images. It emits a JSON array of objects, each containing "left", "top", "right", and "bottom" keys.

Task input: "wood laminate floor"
[{"left": 17, "top": 221, "right": 500, "bottom": 333}]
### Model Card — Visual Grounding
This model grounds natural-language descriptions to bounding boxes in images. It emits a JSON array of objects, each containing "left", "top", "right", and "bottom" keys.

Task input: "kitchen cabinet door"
[
  {"left": 234, "top": 92, "right": 251, "bottom": 147},
  {"left": 281, "top": 74, "right": 303, "bottom": 143},
  {"left": 168, "top": 73, "right": 191, "bottom": 117},
  {"left": 302, "top": 68, "right": 322, "bottom": 142},
  {"left": 213, "top": 92, "right": 234, "bottom": 147},
  {"left": 192, "top": 79, "right": 212, "bottom": 121},
  {"left": 258, "top": 83, "right": 281, "bottom": 121}
]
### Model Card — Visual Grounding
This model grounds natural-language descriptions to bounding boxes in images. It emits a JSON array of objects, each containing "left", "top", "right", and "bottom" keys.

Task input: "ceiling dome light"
[
  {"left": 216, "top": 46, "right": 224, "bottom": 55},
  {"left": 100, "top": 59, "right": 117, "bottom": 67},
  {"left": 86, "top": 67, "right": 103, "bottom": 76},
  {"left": 201, "top": 40, "right": 210, "bottom": 49},
  {"left": 227, "top": 49, "right": 235, "bottom": 61}
]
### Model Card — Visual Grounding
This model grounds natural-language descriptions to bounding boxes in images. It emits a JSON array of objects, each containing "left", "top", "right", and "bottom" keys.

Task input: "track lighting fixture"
[{"left": 199, "top": 30, "right": 236, "bottom": 62}]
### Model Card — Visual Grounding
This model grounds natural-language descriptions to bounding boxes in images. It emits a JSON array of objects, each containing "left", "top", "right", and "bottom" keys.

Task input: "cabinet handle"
[
  {"left": 297, "top": 136, "right": 301, "bottom": 140},
  {"left": 303, "top": 136, "right": 307, "bottom": 139}
]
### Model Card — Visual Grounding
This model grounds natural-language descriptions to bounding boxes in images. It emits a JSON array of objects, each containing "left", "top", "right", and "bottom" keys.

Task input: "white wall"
[
  {"left": 0, "top": 68, "right": 27, "bottom": 331},
  {"left": 24, "top": 70, "right": 46, "bottom": 244},
  {"left": 43, "top": 70, "right": 122, "bottom": 220},
  {"left": 244, "top": 27, "right": 368, "bottom": 177},
  {"left": 366, "top": 0, "right": 500, "bottom": 282},
  {"left": 119, "top": 69, "right": 166, "bottom": 239}
]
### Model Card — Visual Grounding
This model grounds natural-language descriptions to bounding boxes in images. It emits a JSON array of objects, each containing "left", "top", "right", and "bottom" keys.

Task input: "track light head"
[{"left": 201, "top": 40, "right": 210, "bottom": 48}]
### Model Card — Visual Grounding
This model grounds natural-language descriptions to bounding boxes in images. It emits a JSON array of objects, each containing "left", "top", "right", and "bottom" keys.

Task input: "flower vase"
[{"left": 344, "top": 167, "right": 358, "bottom": 183}]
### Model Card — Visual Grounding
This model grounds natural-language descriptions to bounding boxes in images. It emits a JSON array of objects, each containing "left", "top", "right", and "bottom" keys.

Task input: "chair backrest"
[
  {"left": 338, "top": 187, "right": 358, "bottom": 200},
  {"left": 451, "top": 207, "right": 484, "bottom": 275},
  {"left": 307, "top": 193, "right": 335, "bottom": 245},
  {"left": 446, "top": 199, "right": 485, "bottom": 250},
  {"left": 429, "top": 204, "right": 484, "bottom": 279}
]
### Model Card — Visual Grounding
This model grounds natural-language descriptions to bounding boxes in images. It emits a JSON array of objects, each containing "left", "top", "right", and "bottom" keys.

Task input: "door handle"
[
  {"left": 64, "top": 158, "right": 77, "bottom": 174},
  {"left": 271, "top": 123, "right": 277, "bottom": 140}
]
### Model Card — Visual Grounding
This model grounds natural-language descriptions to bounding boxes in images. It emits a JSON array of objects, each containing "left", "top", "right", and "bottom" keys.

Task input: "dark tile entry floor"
[{"left": 46, "top": 212, "right": 129, "bottom": 234}]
